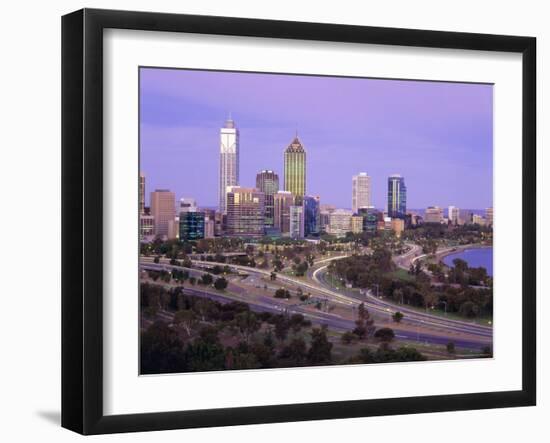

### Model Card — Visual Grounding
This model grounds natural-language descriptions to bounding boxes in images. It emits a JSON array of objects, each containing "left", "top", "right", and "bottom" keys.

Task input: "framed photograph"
[{"left": 62, "top": 8, "right": 536, "bottom": 435}]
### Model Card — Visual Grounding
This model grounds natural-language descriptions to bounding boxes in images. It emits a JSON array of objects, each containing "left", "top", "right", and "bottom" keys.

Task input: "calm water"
[{"left": 442, "top": 248, "right": 493, "bottom": 276}]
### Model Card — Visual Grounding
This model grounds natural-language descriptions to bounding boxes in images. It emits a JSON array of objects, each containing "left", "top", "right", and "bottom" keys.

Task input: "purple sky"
[{"left": 140, "top": 68, "right": 493, "bottom": 210}]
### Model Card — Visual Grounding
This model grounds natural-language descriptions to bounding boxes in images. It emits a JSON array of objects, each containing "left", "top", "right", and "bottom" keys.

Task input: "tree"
[
  {"left": 307, "top": 326, "right": 333, "bottom": 365},
  {"left": 200, "top": 273, "right": 213, "bottom": 285},
  {"left": 374, "top": 327, "right": 395, "bottom": 342},
  {"left": 392, "top": 311, "right": 404, "bottom": 323},
  {"left": 274, "top": 288, "right": 291, "bottom": 299},
  {"left": 232, "top": 311, "right": 260, "bottom": 344},
  {"left": 214, "top": 277, "right": 228, "bottom": 291},
  {"left": 173, "top": 309, "right": 197, "bottom": 336},
  {"left": 446, "top": 341, "right": 456, "bottom": 354},
  {"left": 270, "top": 271, "right": 277, "bottom": 281},
  {"left": 459, "top": 301, "right": 479, "bottom": 318},
  {"left": 188, "top": 276, "right": 196, "bottom": 285},
  {"left": 341, "top": 331, "right": 358, "bottom": 344},
  {"left": 153, "top": 256, "right": 160, "bottom": 264},
  {"left": 279, "top": 337, "right": 307, "bottom": 364}
]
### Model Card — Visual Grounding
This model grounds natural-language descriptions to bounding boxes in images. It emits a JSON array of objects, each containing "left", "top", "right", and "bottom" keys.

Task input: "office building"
[
  {"left": 358, "top": 206, "right": 379, "bottom": 234},
  {"left": 448, "top": 206, "right": 460, "bottom": 225},
  {"left": 139, "top": 173, "right": 145, "bottom": 215},
  {"left": 352, "top": 172, "right": 372, "bottom": 213},
  {"left": 472, "top": 214, "right": 486, "bottom": 226},
  {"left": 179, "top": 212, "right": 205, "bottom": 241},
  {"left": 179, "top": 197, "right": 197, "bottom": 213},
  {"left": 425, "top": 206, "right": 444, "bottom": 224},
  {"left": 274, "top": 191, "right": 294, "bottom": 235},
  {"left": 303, "top": 195, "right": 320, "bottom": 237},
  {"left": 256, "top": 170, "right": 279, "bottom": 228},
  {"left": 391, "top": 218, "right": 405, "bottom": 238},
  {"left": 219, "top": 116, "right": 240, "bottom": 213},
  {"left": 226, "top": 187, "right": 265, "bottom": 238},
  {"left": 289, "top": 205, "right": 305, "bottom": 239},
  {"left": 139, "top": 214, "right": 155, "bottom": 242},
  {"left": 486, "top": 207, "right": 494, "bottom": 227},
  {"left": 351, "top": 215, "right": 364, "bottom": 234},
  {"left": 284, "top": 135, "right": 306, "bottom": 201},
  {"left": 387, "top": 174, "right": 407, "bottom": 219},
  {"left": 328, "top": 209, "right": 353, "bottom": 236},
  {"left": 150, "top": 189, "right": 175, "bottom": 237}
]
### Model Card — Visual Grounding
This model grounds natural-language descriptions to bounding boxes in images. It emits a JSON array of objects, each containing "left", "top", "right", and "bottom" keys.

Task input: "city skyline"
[{"left": 140, "top": 68, "right": 493, "bottom": 209}]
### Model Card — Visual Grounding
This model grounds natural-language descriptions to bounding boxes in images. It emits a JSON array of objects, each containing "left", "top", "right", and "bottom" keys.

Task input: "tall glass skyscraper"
[
  {"left": 284, "top": 135, "right": 306, "bottom": 202},
  {"left": 303, "top": 195, "right": 320, "bottom": 237},
  {"left": 256, "top": 170, "right": 279, "bottom": 228},
  {"left": 387, "top": 174, "right": 407, "bottom": 219},
  {"left": 225, "top": 187, "right": 265, "bottom": 238},
  {"left": 219, "top": 116, "right": 239, "bottom": 214}
]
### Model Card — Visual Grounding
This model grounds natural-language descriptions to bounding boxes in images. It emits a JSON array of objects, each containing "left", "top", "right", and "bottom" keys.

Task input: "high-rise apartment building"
[
  {"left": 352, "top": 172, "right": 372, "bottom": 214},
  {"left": 351, "top": 215, "right": 364, "bottom": 234},
  {"left": 226, "top": 187, "right": 265, "bottom": 238},
  {"left": 284, "top": 135, "right": 306, "bottom": 201},
  {"left": 256, "top": 170, "right": 279, "bottom": 228},
  {"left": 219, "top": 116, "right": 239, "bottom": 214},
  {"left": 387, "top": 174, "right": 407, "bottom": 219},
  {"left": 150, "top": 189, "right": 175, "bottom": 238}
]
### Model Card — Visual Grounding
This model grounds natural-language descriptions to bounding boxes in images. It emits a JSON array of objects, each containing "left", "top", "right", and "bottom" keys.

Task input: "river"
[{"left": 442, "top": 247, "right": 493, "bottom": 276}]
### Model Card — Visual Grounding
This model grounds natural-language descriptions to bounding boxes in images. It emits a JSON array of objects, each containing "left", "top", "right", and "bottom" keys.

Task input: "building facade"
[
  {"left": 351, "top": 215, "right": 364, "bottom": 234},
  {"left": 226, "top": 187, "right": 265, "bottom": 238},
  {"left": 485, "top": 207, "right": 494, "bottom": 227},
  {"left": 139, "top": 214, "right": 155, "bottom": 242},
  {"left": 179, "top": 212, "right": 205, "bottom": 241},
  {"left": 448, "top": 206, "right": 460, "bottom": 225},
  {"left": 139, "top": 173, "right": 145, "bottom": 215},
  {"left": 150, "top": 189, "right": 175, "bottom": 238},
  {"left": 284, "top": 135, "right": 306, "bottom": 201},
  {"left": 328, "top": 209, "right": 353, "bottom": 236},
  {"left": 424, "top": 206, "right": 444, "bottom": 224},
  {"left": 358, "top": 206, "right": 379, "bottom": 234},
  {"left": 219, "top": 116, "right": 240, "bottom": 214},
  {"left": 289, "top": 205, "right": 305, "bottom": 239},
  {"left": 274, "top": 191, "right": 294, "bottom": 235},
  {"left": 387, "top": 174, "right": 407, "bottom": 219},
  {"left": 303, "top": 195, "right": 320, "bottom": 237},
  {"left": 391, "top": 218, "right": 405, "bottom": 237},
  {"left": 256, "top": 170, "right": 279, "bottom": 228},
  {"left": 352, "top": 172, "right": 372, "bottom": 214}
]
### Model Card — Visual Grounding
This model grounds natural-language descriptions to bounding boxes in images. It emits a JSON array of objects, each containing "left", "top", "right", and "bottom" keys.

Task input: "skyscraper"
[
  {"left": 139, "top": 173, "right": 145, "bottom": 215},
  {"left": 289, "top": 205, "right": 305, "bottom": 239},
  {"left": 284, "top": 135, "right": 306, "bottom": 202},
  {"left": 219, "top": 116, "right": 240, "bottom": 214},
  {"left": 150, "top": 189, "right": 175, "bottom": 237},
  {"left": 448, "top": 206, "right": 460, "bottom": 225},
  {"left": 226, "top": 187, "right": 265, "bottom": 238},
  {"left": 387, "top": 174, "right": 407, "bottom": 219},
  {"left": 274, "top": 191, "right": 294, "bottom": 235},
  {"left": 352, "top": 172, "right": 372, "bottom": 213},
  {"left": 256, "top": 170, "right": 279, "bottom": 228},
  {"left": 303, "top": 195, "right": 320, "bottom": 237}
]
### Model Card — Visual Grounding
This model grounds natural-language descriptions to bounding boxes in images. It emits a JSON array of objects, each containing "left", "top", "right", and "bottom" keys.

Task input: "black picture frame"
[{"left": 62, "top": 8, "right": 536, "bottom": 435}]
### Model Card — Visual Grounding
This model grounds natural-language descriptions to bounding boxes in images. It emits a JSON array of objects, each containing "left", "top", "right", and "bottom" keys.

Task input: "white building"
[
  {"left": 289, "top": 205, "right": 305, "bottom": 238},
  {"left": 352, "top": 172, "right": 372, "bottom": 214},
  {"left": 219, "top": 116, "right": 240, "bottom": 214},
  {"left": 448, "top": 206, "right": 460, "bottom": 225},
  {"left": 150, "top": 189, "right": 175, "bottom": 237},
  {"left": 179, "top": 197, "right": 197, "bottom": 213},
  {"left": 328, "top": 209, "right": 353, "bottom": 236}
]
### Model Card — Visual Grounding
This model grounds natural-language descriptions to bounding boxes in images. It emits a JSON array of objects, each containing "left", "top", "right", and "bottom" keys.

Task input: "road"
[{"left": 141, "top": 255, "right": 492, "bottom": 350}]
